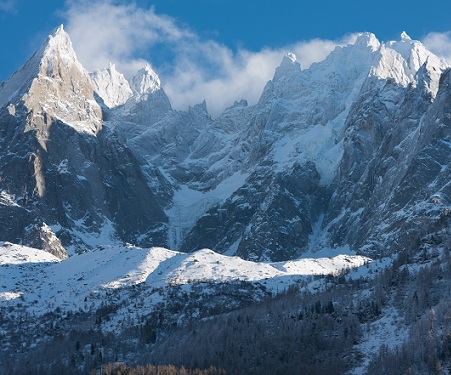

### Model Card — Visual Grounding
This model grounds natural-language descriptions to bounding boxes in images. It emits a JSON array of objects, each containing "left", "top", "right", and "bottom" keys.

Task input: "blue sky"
[{"left": 2, "top": 0, "right": 451, "bottom": 115}]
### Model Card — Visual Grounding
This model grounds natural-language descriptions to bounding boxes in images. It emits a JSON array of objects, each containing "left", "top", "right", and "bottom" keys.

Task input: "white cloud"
[
  {"left": 163, "top": 40, "right": 346, "bottom": 117},
  {"left": 422, "top": 31, "right": 451, "bottom": 63},
  {"left": 64, "top": 0, "right": 189, "bottom": 76},
  {"left": 64, "top": 0, "right": 347, "bottom": 117}
]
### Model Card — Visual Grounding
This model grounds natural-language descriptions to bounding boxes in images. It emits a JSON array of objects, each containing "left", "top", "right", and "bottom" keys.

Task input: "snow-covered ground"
[
  {"left": 350, "top": 306, "right": 409, "bottom": 375},
  {"left": 0, "top": 242, "right": 370, "bottom": 318}
]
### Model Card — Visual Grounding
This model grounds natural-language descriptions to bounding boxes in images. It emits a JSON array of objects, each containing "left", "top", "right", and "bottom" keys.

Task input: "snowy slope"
[
  {"left": 0, "top": 242, "right": 60, "bottom": 264},
  {"left": 0, "top": 242, "right": 370, "bottom": 316}
]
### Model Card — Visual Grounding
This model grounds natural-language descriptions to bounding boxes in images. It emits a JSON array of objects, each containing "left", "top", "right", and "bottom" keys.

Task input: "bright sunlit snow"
[{"left": 0, "top": 242, "right": 370, "bottom": 314}]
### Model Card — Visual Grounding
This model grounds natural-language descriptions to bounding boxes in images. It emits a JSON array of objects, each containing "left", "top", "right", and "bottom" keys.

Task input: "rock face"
[
  {"left": 320, "top": 35, "right": 449, "bottom": 257},
  {"left": 0, "top": 26, "right": 167, "bottom": 257},
  {"left": 0, "top": 27, "right": 450, "bottom": 261},
  {"left": 90, "top": 63, "right": 133, "bottom": 108}
]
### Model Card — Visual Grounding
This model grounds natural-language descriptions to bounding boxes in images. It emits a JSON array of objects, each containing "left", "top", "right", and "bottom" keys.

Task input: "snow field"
[{"left": 0, "top": 242, "right": 370, "bottom": 316}]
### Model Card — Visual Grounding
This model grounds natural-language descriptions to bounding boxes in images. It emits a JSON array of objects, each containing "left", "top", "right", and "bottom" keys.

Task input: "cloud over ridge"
[
  {"left": 422, "top": 31, "right": 451, "bottom": 63},
  {"left": 63, "top": 1, "right": 364, "bottom": 116}
]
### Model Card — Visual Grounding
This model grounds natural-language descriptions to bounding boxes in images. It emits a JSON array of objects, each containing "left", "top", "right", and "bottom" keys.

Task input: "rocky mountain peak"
[
  {"left": 121, "top": 62, "right": 172, "bottom": 124},
  {"left": 39, "top": 24, "right": 78, "bottom": 72},
  {"left": 130, "top": 62, "right": 162, "bottom": 97},
  {"left": 0, "top": 24, "right": 102, "bottom": 136},
  {"left": 386, "top": 33, "right": 434, "bottom": 71},
  {"left": 90, "top": 63, "right": 133, "bottom": 108},
  {"left": 0, "top": 26, "right": 169, "bottom": 257},
  {"left": 280, "top": 52, "right": 298, "bottom": 67},
  {"left": 188, "top": 99, "right": 210, "bottom": 120},
  {"left": 368, "top": 34, "right": 448, "bottom": 91},
  {"left": 0, "top": 25, "right": 72, "bottom": 108},
  {"left": 273, "top": 52, "right": 301, "bottom": 82},
  {"left": 400, "top": 31, "right": 412, "bottom": 40},
  {"left": 352, "top": 32, "right": 380, "bottom": 51}
]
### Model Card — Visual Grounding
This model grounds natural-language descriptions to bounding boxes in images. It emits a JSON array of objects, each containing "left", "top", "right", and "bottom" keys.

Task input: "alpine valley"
[{"left": 1, "top": 26, "right": 451, "bottom": 374}]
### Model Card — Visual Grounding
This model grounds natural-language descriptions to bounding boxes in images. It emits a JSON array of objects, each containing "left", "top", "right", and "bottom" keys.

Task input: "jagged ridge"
[{"left": 0, "top": 26, "right": 450, "bottom": 263}]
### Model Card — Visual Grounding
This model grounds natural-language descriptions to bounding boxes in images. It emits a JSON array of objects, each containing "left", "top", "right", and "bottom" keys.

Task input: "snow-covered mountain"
[
  {"left": 0, "top": 25, "right": 449, "bottom": 262},
  {"left": 2, "top": 25, "right": 451, "bottom": 375},
  {"left": 0, "top": 241, "right": 369, "bottom": 315},
  {"left": 150, "top": 31, "right": 449, "bottom": 261},
  {"left": 0, "top": 26, "right": 168, "bottom": 257}
]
